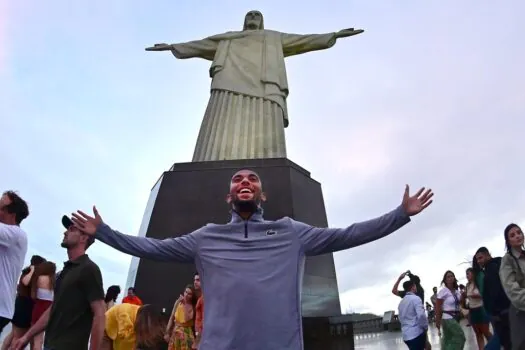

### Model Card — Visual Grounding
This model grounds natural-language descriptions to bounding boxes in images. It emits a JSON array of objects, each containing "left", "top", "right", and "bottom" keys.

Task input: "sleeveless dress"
[
  {"left": 169, "top": 302, "right": 194, "bottom": 350},
  {"left": 466, "top": 283, "right": 489, "bottom": 325},
  {"left": 31, "top": 288, "right": 53, "bottom": 325}
]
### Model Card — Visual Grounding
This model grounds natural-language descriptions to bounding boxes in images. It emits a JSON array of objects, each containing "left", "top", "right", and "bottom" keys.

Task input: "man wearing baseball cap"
[{"left": 12, "top": 215, "right": 106, "bottom": 350}]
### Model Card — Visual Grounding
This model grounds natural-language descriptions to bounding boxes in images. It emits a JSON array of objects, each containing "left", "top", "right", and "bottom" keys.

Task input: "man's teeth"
[{"left": 240, "top": 189, "right": 252, "bottom": 193}]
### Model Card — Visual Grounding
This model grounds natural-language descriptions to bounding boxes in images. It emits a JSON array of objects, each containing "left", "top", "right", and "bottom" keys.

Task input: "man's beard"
[
  {"left": 232, "top": 198, "right": 259, "bottom": 213},
  {"left": 61, "top": 240, "right": 75, "bottom": 249}
]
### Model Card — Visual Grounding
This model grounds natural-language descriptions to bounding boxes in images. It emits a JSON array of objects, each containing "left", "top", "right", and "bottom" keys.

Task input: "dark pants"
[
  {"left": 491, "top": 311, "right": 512, "bottom": 350},
  {"left": 405, "top": 332, "right": 426, "bottom": 350},
  {"left": 484, "top": 332, "right": 500, "bottom": 350},
  {"left": 509, "top": 305, "right": 525, "bottom": 350},
  {"left": 0, "top": 316, "right": 10, "bottom": 335}
]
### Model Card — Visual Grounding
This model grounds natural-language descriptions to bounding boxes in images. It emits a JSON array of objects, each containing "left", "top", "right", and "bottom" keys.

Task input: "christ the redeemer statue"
[{"left": 146, "top": 10, "right": 364, "bottom": 162}]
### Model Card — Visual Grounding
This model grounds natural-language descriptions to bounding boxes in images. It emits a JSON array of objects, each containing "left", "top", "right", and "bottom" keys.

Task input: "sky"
[{"left": 1, "top": 1, "right": 524, "bottom": 315}]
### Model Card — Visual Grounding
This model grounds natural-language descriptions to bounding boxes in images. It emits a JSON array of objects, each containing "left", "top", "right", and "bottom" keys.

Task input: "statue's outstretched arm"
[
  {"left": 146, "top": 38, "right": 218, "bottom": 61},
  {"left": 281, "top": 28, "right": 364, "bottom": 57}
]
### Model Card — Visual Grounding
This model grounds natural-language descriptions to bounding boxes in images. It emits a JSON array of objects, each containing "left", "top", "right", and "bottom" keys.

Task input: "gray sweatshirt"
[{"left": 96, "top": 205, "right": 410, "bottom": 350}]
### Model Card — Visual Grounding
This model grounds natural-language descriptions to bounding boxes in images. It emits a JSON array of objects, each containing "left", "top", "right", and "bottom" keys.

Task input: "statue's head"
[{"left": 243, "top": 10, "right": 264, "bottom": 30}]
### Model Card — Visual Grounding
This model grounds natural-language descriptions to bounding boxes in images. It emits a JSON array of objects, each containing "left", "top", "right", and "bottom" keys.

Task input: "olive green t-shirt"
[{"left": 44, "top": 254, "right": 104, "bottom": 350}]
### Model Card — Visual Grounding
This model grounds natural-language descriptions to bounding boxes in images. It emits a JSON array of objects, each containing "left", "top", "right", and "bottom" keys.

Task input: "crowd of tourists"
[
  {"left": 0, "top": 190, "right": 204, "bottom": 350},
  {"left": 13, "top": 165, "right": 523, "bottom": 350},
  {"left": 3, "top": 166, "right": 524, "bottom": 350},
  {"left": 0, "top": 167, "right": 523, "bottom": 350},
  {"left": 395, "top": 226, "right": 525, "bottom": 350},
  {"left": 0, "top": 168, "right": 434, "bottom": 350},
  {"left": 99, "top": 277, "right": 204, "bottom": 350}
]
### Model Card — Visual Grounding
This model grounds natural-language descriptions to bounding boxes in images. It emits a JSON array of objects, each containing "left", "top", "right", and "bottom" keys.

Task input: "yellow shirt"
[{"left": 105, "top": 303, "right": 140, "bottom": 350}]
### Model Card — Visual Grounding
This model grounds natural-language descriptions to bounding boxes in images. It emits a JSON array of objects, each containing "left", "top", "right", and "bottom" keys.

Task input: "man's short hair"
[
  {"left": 85, "top": 235, "right": 95, "bottom": 249},
  {"left": 403, "top": 280, "right": 415, "bottom": 292},
  {"left": 476, "top": 246, "right": 490, "bottom": 255},
  {"left": 230, "top": 169, "right": 262, "bottom": 185},
  {"left": 231, "top": 168, "right": 260, "bottom": 177},
  {"left": 3, "top": 191, "right": 29, "bottom": 225}
]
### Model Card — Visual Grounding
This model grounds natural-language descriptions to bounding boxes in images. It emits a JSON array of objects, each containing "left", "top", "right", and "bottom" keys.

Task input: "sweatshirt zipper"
[{"left": 244, "top": 221, "right": 248, "bottom": 238}]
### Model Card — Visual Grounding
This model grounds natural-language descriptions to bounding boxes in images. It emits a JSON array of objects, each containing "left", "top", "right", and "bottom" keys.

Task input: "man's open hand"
[
  {"left": 402, "top": 185, "right": 434, "bottom": 216},
  {"left": 71, "top": 205, "right": 103, "bottom": 235}
]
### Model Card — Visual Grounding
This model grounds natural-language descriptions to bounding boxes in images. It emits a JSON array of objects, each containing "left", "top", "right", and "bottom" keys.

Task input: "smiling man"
[{"left": 71, "top": 169, "right": 434, "bottom": 350}]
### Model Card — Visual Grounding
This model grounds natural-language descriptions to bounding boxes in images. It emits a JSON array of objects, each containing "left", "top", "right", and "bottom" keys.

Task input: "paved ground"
[
  {"left": 355, "top": 322, "right": 479, "bottom": 349},
  {"left": 2, "top": 321, "right": 481, "bottom": 350}
]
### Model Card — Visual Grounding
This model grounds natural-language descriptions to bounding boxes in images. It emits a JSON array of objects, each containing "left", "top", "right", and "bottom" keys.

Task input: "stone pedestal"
[
  {"left": 303, "top": 317, "right": 355, "bottom": 350},
  {"left": 125, "top": 157, "right": 342, "bottom": 326}
]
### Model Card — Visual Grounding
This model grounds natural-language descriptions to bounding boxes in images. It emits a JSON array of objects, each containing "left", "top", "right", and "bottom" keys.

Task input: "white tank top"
[{"left": 36, "top": 288, "right": 54, "bottom": 301}]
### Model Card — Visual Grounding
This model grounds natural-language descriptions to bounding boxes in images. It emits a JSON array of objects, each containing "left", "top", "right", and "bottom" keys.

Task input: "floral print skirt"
[{"left": 169, "top": 325, "right": 195, "bottom": 350}]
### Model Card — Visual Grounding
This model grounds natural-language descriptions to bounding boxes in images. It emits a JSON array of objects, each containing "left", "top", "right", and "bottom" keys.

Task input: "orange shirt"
[
  {"left": 195, "top": 296, "right": 204, "bottom": 332},
  {"left": 122, "top": 295, "right": 143, "bottom": 306}
]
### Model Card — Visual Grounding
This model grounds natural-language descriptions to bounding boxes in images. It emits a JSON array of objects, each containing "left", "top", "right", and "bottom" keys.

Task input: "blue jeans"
[{"left": 484, "top": 332, "right": 500, "bottom": 350}]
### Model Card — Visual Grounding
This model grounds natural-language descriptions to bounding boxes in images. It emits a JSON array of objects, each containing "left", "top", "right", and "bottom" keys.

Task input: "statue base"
[{"left": 126, "top": 158, "right": 352, "bottom": 348}]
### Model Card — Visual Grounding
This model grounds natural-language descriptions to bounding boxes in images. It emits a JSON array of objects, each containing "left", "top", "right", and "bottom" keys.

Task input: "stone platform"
[{"left": 354, "top": 322, "right": 480, "bottom": 349}]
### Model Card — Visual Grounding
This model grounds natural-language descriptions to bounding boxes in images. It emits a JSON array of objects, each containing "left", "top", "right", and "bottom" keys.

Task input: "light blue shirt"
[{"left": 398, "top": 292, "right": 428, "bottom": 341}]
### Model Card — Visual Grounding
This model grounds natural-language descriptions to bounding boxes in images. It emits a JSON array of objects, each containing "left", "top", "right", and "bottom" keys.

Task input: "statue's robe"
[{"left": 170, "top": 30, "right": 337, "bottom": 161}]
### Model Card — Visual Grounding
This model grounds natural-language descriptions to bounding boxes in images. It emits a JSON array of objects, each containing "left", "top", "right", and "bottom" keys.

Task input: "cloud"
[{"left": 0, "top": 3, "right": 6, "bottom": 72}]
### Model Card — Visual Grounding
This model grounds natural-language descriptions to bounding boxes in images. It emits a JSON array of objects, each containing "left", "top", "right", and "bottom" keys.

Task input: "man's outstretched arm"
[
  {"left": 294, "top": 185, "right": 433, "bottom": 256},
  {"left": 95, "top": 223, "right": 197, "bottom": 262},
  {"left": 72, "top": 206, "right": 197, "bottom": 262},
  {"left": 294, "top": 205, "right": 410, "bottom": 256}
]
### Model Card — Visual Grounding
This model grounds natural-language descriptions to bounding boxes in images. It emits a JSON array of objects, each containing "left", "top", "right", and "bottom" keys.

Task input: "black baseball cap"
[{"left": 62, "top": 215, "right": 74, "bottom": 229}]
